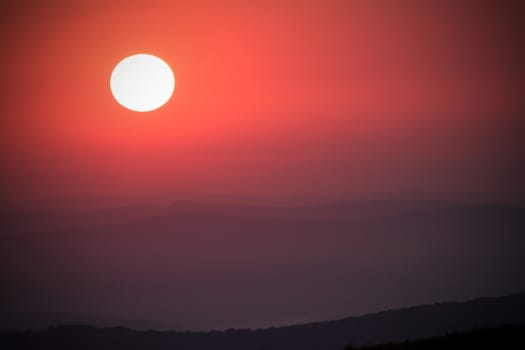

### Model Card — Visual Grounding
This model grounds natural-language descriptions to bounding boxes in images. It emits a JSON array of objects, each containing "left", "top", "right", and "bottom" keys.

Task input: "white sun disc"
[{"left": 110, "top": 54, "right": 175, "bottom": 112}]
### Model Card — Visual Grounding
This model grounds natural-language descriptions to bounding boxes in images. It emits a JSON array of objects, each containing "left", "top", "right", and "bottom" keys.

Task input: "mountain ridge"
[{"left": 2, "top": 292, "right": 525, "bottom": 349}]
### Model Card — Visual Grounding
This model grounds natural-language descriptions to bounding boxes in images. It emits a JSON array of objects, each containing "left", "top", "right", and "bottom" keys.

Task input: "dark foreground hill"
[
  {"left": 345, "top": 325, "right": 525, "bottom": 350},
  {"left": 2, "top": 292, "right": 525, "bottom": 350},
  {"left": 347, "top": 324, "right": 525, "bottom": 350}
]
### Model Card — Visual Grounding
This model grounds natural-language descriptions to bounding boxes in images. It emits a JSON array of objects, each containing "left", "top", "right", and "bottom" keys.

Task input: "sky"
[
  {"left": 1, "top": 0, "right": 525, "bottom": 202},
  {"left": 1, "top": 1, "right": 525, "bottom": 331}
]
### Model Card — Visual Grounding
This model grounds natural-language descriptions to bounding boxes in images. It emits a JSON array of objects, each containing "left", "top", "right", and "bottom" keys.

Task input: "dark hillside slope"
[{"left": 2, "top": 293, "right": 525, "bottom": 350}]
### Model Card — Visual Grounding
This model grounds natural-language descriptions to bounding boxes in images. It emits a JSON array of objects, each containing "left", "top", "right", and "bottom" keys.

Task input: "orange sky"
[{"left": 1, "top": 0, "right": 524, "bottom": 202}]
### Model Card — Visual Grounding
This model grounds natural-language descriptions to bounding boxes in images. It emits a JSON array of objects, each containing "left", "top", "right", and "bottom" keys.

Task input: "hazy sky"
[
  {"left": 1, "top": 1, "right": 525, "bottom": 331},
  {"left": 1, "top": 0, "right": 524, "bottom": 202}
]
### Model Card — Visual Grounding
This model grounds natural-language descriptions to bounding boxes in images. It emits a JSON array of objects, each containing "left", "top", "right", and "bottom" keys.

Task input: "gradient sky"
[
  {"left": 1, "top": 0, "right": 524, "bottom": 202},
  {"left": 2, "top": 1, "right": 525, "bottom": 331}
]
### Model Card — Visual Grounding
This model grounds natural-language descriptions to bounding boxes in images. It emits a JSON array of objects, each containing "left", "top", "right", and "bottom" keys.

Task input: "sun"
[{"left": 110, "top": 54, "right": 175, "bottom": 112}]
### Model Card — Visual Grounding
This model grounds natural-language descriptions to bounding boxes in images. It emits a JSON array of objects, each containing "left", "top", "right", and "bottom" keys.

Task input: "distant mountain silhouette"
[
  {"left": 2, "top": 293, "right": 525, "bottom": 350},
  {"left": 2, "top": 198, "right": 457, "bottom": 236},
  {"left": 2, "top": 201, "right": 525, "bottom": 330},
  {"left": 0, "top": 312, "right": 169, "bottom": 331}
]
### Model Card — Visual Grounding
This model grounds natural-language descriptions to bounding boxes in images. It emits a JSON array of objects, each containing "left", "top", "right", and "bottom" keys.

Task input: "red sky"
[
  {"left": 1, "top": 1, "right": 525, "bottom": 331},
  {"left": 1, "top": 0, "right": 524, "bottom": 202}
]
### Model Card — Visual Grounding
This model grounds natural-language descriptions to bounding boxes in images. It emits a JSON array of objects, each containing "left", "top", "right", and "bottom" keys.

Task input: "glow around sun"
[{"left": 110, "top": 54, "right": 175, "bottom": 112}]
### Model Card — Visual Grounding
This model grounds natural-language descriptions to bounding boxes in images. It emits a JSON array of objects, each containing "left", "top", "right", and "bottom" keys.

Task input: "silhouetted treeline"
[
  {"left": 2, "top": 324, "right": 524, "bottom": 350},
  {"left": 2, "top": 292, "right": 525, "bottom": 350},
  {"left": 346, "top": 324, "right": 525, "bottom": 349}
]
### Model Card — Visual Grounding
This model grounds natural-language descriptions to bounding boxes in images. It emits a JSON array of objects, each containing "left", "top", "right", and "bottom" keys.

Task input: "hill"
[
  {"left": 2, "top": 202, "right": 524, "bottom": 329},
  {"left": 347, "top": 324, "right": 525, "bottom": 349},
  {"left": 2, "top": 292, "right": 525, "bottom": 350}
]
